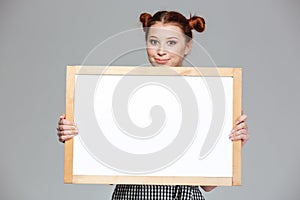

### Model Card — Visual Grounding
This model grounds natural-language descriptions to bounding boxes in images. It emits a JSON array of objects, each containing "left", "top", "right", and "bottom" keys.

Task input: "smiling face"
[{"left": 146, "top": 22, "right": 192, "bottom": 67}]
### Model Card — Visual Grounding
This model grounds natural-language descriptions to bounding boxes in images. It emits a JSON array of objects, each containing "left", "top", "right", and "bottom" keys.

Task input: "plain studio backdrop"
[{"left": 0, "top": 0, "right": 299, "bottom": 199}]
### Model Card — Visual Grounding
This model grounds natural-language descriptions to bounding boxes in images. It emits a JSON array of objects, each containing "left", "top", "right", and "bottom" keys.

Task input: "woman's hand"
[
  {"left": 229, "top": 114, "right": 249, "bottom": 145},
  {"left": 56, "top": 114, "right": 78, "bottom": 143}
]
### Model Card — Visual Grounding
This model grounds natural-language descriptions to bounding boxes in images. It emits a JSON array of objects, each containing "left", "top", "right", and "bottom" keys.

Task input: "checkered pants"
[{"left": 111, "top": 185, "right": 205, "bottom": 200}]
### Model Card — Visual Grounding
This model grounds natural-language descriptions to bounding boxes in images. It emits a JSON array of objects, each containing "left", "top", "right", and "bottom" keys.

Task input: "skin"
[{"left": 57, "top": 21, "right": 249, "bottom": 193}]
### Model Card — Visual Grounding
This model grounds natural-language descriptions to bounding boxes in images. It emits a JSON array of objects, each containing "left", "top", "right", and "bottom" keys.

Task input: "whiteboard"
[{"left": 64, "top": 66, "right": 242, "bottom": 186}]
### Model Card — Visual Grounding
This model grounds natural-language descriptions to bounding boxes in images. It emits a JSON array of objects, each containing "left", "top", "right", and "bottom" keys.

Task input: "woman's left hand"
[{"left": 229, "top": 114, "right": 249, "bottom": 145}]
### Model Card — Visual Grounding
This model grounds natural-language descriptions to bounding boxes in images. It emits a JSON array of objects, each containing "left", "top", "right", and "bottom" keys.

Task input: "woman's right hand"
[{"left": 56, "top": 114, "right": 78, "bottom": 143}]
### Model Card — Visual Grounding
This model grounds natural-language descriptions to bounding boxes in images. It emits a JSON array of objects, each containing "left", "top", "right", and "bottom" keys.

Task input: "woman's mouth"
[{"left": 155, "top": 58, "right": 169, "bottom": 64}]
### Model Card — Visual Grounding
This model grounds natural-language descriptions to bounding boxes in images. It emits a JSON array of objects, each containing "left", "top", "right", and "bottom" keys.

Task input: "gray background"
[{"left": 0, "top": 0, "right": 299, "bottom": 199}]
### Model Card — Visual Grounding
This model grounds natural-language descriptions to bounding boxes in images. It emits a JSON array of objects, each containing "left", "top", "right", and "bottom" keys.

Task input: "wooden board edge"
[
  {"left": 64, "top": 66, "right": 76, "bottom": 183},
  {"left": 72, "top": 175, "right": 233, "bottom": 186},
  {"left": 68, "top": 66, "right": 235, "bottom": 77},
  {"left": 232, "top": 68, "right": 242, "bottom": 186}
]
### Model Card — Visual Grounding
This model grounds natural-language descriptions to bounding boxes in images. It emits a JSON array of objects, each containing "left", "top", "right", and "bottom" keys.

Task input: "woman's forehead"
[{"left": 148, "top": 22, "right": 185, "bottom": 39}]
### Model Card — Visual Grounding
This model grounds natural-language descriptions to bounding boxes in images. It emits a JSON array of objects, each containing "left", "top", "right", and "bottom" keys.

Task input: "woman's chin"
[
  {"left": 150, "top": 61, "right": 182, "bottom": 67},
  {"left": 152, "top": 62, "right": 171, "bottom": 67}
]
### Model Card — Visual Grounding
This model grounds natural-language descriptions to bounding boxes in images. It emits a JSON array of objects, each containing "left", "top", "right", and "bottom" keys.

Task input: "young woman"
[{"left": 57, "top": 11, "right": 249, "bottom": 200}]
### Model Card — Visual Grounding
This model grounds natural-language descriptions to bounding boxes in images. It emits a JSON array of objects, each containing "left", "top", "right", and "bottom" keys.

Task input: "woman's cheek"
[{"left": 170, "top": 52, "right": 184, "bottom": 66}]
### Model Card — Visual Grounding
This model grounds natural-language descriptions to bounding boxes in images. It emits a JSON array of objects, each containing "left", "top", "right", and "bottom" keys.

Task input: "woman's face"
[{"left": 146, "top": 22, "right": 192, "bottom": 67}]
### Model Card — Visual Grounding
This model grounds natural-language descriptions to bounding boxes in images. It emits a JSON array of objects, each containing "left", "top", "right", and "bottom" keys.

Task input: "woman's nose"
[{"left": 157, "top": 47, "right": 167, "bottom": 56}]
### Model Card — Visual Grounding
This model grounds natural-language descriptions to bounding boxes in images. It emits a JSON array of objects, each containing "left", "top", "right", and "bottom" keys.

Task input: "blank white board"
[{"left": 64, "top": 66, "right": 242, "bottom": 186}]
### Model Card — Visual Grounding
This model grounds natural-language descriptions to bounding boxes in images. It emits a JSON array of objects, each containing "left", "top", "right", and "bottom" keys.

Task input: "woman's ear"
[{"left": 184, "top": 40, "right": 193, "bottom": 56}]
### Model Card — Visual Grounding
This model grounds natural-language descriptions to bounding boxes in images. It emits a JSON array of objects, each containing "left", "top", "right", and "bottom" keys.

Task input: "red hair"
[{"left": 139, "top": 11, "right": 205, "bottom": 42}]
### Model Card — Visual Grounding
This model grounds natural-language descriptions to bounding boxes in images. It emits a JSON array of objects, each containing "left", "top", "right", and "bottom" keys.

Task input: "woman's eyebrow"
[
  {"left": 148, "top": 36, "right": 178, "bottom": 40},
  {"left": 166, "top": 36, "right": 179, "bottom": 40},
  {"left": 149, "top": 36, "right": 158, "bottom": 38}
]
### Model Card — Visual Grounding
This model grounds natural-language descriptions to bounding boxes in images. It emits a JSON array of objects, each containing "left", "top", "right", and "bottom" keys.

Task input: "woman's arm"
[
  {"left": 201, "top": 186, "right": 217, "bottom": 192},
  {"left": 201, "top": 114, "right": 249, "bottom": 192}
]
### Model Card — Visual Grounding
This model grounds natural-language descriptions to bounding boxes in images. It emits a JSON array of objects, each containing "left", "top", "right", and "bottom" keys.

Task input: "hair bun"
[
  {"left": 140, "top": 13, "right": 152, "bottom": 31},
  {"left": 188, "top": 16, "right": 205, "bottom": 32}
]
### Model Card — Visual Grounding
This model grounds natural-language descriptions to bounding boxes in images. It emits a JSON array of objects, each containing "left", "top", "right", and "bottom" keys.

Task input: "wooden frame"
[{"left": 64, "top": 66, "right": 242, "bottom": 186}]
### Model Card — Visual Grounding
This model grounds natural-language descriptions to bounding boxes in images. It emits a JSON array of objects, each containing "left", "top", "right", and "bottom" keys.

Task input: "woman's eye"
[
  {"left": 149, "top": 39, "right": 158, "bottom": 45},
  {"left": 167, "top": 40, "right": 177, "bottom": 46}
]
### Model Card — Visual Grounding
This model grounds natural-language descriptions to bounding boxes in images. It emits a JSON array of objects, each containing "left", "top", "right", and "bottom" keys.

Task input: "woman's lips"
[{"left": 155, "top": 58, "right": 169, "bottom": 64}]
